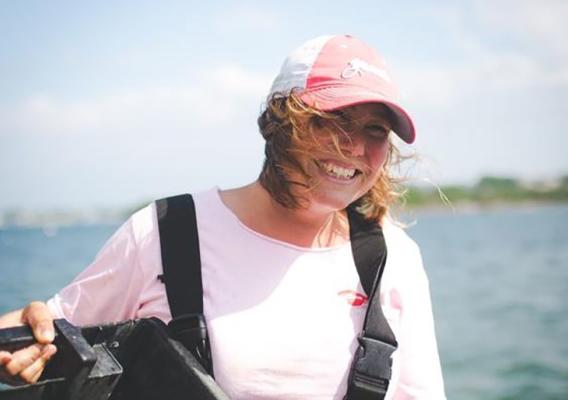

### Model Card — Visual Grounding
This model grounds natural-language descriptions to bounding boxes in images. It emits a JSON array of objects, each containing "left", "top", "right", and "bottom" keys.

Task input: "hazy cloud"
[
  {"left": 0, "top": 65, "right": 272, "bottom": 138},
  {"left": 207, "top": 65, "right": 272, "bottom": 97},
  {"left": 213, "top": 4, "right": 281, "bottom": 32},
  {"left": 475, "top": 0, "right": 568, "bottom": 56},
  {"left": 396, "top": 1, "right": 568, "bottom": 111}
]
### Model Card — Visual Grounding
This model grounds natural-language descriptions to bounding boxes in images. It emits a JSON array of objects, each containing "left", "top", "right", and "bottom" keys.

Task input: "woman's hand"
[{"left": 0, "top": 302, "right": 57, "bottom": 384}]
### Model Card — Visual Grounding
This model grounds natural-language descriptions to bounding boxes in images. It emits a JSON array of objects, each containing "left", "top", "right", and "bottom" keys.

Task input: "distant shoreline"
[
  {"left": 2, "top": 200, "right": 566, "bottom": 230},
  {"left": 403, "top": 199, "right": 568, "bottom": 215},
  {"left": 2, "top": 175, "right": 567, "bottom": 229}
]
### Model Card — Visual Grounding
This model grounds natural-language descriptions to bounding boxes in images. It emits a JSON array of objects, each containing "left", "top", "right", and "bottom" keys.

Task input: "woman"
[{"left": 0, "top": 35, "right": 446, "bottom": 399}]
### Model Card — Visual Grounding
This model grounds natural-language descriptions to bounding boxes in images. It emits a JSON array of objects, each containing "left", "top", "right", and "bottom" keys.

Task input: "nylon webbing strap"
[
  {"left": 156, "top": 194, "right": 203, "bottom": 318},
  {"left": 156, "top": 194, "right": 213, "bottom": 374},
  {"left": 347, "top": 208, "right": 396, "bottom": 345},
  {"left": 346, "top": 207, "right": 397, "bottom": 400}
]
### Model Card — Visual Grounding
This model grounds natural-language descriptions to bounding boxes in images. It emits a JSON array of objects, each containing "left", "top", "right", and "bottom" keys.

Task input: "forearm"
[{"left": 0, "top": 308, "right": 24, "bottom": 328}]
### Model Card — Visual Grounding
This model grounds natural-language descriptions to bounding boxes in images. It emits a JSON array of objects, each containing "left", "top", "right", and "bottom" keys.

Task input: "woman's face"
[{"left": 295, "top": 103, "right": 392, "bottom": 214}]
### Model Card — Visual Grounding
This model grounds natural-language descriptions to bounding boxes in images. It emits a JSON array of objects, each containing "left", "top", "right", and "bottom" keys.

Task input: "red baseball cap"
[{"left": 269, "top": 35, "right": 415, "bottom": 144}]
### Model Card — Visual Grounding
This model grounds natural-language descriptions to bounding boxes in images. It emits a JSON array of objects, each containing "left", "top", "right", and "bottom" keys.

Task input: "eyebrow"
[
  {"left": 359, "top": 113, "right": 392, "bottom": 128},
  {"left": 371, "top": 107, "right": 394, "bottom": 127},
  {"left": 330, "top": 110, "right": 350, "bottom": 122},
  {"left": 329, "top": 108, "right": 392, "bottom": 130}
]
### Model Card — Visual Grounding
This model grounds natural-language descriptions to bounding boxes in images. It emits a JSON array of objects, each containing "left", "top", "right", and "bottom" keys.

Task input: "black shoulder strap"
[
  {"left": 345, "top": 207, "right": 398, "bottom": 400},
  {"left": 156, "top": 194, "right": 212, "bottom": 374},
  {"left": 156, "top": 194, "right": 203, "bottom": 318}
]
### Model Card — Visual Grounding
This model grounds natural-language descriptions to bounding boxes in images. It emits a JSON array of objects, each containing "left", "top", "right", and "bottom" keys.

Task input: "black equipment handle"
[
  {"left": 0, "top": 318, "right": 229, "bottom": 400},
  {"left": 0, "top": 324, "right": 52, "bottom": 354},
  {"left": 0, "top": 319, "right": 97, "bottom": 379},
  {"left": 0, "top": 319, "right": 121, "bottom": 400}
]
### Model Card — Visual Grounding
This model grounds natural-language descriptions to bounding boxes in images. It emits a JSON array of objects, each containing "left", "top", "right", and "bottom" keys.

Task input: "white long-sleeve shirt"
[{"left": 48, "top": 187, "right": 446, "bottom": 399}]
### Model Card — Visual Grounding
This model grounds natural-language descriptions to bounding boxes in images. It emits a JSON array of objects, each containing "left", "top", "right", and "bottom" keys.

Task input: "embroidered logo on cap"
[
  {"left": 337, "top": 290, "right": 368, "bottom": 307},
  {"left": 341, "top": 58, "right": 391, "bottom": 82}
]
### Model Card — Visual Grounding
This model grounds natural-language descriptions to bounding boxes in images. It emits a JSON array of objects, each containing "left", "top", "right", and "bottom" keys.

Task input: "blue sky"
[{"left": 1, "top": 0, "right": 567, "bottom": 210}]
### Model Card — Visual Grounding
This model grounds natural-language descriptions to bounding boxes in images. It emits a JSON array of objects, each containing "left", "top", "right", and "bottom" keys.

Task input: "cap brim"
[{"left": 300, "top": 87, "right": 416, "bottom": 144}]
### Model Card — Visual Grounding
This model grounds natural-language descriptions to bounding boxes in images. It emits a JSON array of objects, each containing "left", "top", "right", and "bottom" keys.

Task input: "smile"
[{"left": 315, "top": 160, "right": 361, "bottom": 181}]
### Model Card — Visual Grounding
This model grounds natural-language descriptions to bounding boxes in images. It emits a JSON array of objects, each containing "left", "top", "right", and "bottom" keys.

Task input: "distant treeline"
[
  {"left": 404, "top": 176, "right": 568, "bottom": 207},
  {"left": 3, "top": 176, "right": 567, "bottom": 228}
]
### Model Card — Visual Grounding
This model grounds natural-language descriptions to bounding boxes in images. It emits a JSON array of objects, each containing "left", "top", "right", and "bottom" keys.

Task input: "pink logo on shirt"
[{"left": 337, "top": 290, "right": 368, "bottom": 306}]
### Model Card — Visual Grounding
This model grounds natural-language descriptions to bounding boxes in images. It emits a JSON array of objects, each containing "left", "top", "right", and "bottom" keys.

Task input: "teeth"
[{"left": 319, "top": 161, "right": 356, "bottom": 179}]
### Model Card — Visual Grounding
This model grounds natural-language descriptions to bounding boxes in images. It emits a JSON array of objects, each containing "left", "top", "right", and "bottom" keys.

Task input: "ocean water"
[
  {"left": 407, "top": 205, "right": 568, "bottom": 400},
  {"left": 1, "top": 205, "right": 567, "bottom": 399}
]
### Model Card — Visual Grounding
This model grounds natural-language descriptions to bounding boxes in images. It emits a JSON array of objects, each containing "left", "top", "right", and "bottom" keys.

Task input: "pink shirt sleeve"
[{"left": 46, "top": 214, "right": 147, "bottom": 326}]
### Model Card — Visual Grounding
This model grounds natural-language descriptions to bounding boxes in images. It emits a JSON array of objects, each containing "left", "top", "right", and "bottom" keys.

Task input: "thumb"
[{"left": 23, "top": 302, "right": 55, "bottom": 344}]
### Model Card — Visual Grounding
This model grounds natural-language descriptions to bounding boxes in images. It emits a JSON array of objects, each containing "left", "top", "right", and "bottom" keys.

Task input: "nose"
[{"left": 347, "top": 132, "right": 366, "bottom": 157}]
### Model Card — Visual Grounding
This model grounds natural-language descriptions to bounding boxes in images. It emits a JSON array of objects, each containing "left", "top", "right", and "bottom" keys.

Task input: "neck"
[{"left": 220, "top": 181, "right": 350, "bottom": 248}]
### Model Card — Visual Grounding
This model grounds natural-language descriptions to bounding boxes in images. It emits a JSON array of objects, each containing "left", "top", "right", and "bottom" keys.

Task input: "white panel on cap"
[{"left": 268, "top": 35, "right": 334, "bottom": 97}]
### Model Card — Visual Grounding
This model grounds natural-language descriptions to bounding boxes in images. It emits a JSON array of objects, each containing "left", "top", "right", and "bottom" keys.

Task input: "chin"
[{"left": 307, "top": 188, "right": 362, "bottom": 213}]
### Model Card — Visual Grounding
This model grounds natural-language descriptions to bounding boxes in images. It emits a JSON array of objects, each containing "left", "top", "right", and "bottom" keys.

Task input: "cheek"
[{"left": 367, "top": 140, "right": 390, "bottom": 170}]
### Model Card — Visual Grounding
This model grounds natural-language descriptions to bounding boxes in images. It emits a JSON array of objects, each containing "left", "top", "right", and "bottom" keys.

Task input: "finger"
[
  {"left": 4, "top": 343, "right": 45, "bottom": 376},
  {"left": 0, "top": 351, "right": 12, "bottom": 365},
  {"left": 19, "top": 345, "right": 56, "bottom": 384},
  {"left": 23, "top": 302, "right": 54, "bottom": 344}
]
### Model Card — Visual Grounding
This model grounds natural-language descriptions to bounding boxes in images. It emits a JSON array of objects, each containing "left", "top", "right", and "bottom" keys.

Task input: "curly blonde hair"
[{"left": 257, "top": 91, "right": 405, "bottom": 223}]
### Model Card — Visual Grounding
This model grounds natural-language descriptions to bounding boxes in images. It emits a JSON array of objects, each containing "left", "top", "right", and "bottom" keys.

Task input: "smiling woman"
[
  {"left": 258, "top": 95, "right": 398, "bottom": 223},
  {"left": 0, "top": 35, "right": 446, "bottom": 400}
]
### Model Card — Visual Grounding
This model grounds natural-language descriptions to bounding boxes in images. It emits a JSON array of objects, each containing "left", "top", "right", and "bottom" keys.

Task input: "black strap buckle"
[
  {"left": 345, "top": 335, "right": 397, "bottom": 399},
  {"left": 168, "top": 313, "right": 212, "bottom": 374}
]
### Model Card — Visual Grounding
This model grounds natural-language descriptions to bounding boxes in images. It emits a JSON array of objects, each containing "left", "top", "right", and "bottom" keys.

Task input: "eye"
[
  {"left": 312, "top": 116, "right": 325, "bottom": 129},
  {"left": 365, "top": 125, "right": 389, "bottom": 139}
]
